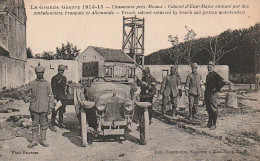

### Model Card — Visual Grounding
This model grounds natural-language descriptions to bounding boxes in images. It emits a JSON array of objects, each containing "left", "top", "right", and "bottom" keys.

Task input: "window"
[
  {"left": 82, "top": 62, "right": 98, "bottom": 77},
  {"left": 105, "top": 66, "right": 114, "bottom": 77},
  {"left": 128, "top": 67, "right": 135, "bottom": 78}
]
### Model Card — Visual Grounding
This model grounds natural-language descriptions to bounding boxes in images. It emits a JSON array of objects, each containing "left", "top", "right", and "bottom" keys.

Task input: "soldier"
[
  {"left": 137, "top": 67, "right": 157, "bottom": 124},
  {"left": 204, "top": 61, "right": 225, "bottom": 130},
  {"left": 20, "top": 65, "right": 54, "bottom": 148},
  {"left": 50, "top": 64, "right": 67, "bottom": 131},
  {"left": 185, "top": 63, "right": 203, "bottom": 120},
  {"left": 160, "top": 65, "right": 182, "bottom": 116}
]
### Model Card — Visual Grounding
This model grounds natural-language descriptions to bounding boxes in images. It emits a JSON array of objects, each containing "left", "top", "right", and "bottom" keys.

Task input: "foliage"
[
  {"left": 145, "top": 23, "right": 260, "bottom": 73},
  {"left": 55, "top": 42, "right": 81, "bottom": 60},
  {"left": 32, "top": 42, "right": 81, "bottom": 60},
  {"left": 26, "top": 47, "right": 33, "bottom": 58},
  {"left": 167, "top": 26, "right": 198, "bottom": 65}
]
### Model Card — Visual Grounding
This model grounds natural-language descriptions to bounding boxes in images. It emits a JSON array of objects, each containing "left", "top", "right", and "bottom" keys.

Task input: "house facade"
[
  {"left": 76, "top": 46, "right": 136, "bottom": 83},
  {"left": 0, "top": 0, "right": 27, "bottom": 90}
]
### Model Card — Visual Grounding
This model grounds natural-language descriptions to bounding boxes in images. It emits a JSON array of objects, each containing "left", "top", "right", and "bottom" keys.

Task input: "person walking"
[{"left": 185, "top": 63, "right": 203, "bottom": 120}]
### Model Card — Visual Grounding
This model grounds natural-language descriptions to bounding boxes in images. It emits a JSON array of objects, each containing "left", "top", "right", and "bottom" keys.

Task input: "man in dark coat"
[
  {"left": 160, "top": 65, "right": 182, "bottom": 116},
  {"left": 20, "top": 65, "right": 54, "bottom": 148},
  {"left": 50, "top": 64, "right": 67, "bottom": 131},
  {"left": 204, "top": 61, "right": 225, "bottom": 130},
  {"left": 137, "top": 67, "right": 157, "bottom": 123}
]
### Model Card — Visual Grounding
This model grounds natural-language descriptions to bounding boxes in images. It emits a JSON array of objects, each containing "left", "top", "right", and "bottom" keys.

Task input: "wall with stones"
[
  {"left": 136, "top": 65, "right": 229, "bottom": 83},
  {"left": 0, "top": 56, "right": 26, "bottom": 90},
  {"left": 26, "top": 59, "right": 79, "bottom": 84}
]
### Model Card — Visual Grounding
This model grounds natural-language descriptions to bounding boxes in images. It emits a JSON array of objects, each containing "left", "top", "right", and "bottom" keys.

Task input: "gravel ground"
[{"left": 0, "top": 89, "right": 259, "bottom": 160}]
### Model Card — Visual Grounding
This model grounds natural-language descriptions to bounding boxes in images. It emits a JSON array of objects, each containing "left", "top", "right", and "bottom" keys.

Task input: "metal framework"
[{"left": 122, "top": 16, "right": 145, "bottom": 67}]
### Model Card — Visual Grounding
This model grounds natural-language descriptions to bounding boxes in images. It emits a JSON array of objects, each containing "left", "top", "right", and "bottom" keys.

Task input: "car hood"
[{"left": 85, "top": 82, "right": 131, "bottom": 102}]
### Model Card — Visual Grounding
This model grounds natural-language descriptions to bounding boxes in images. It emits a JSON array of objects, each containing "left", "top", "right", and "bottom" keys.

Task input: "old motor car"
[{"left": 72, "top": 77, "right": 152, "bottom": 147}]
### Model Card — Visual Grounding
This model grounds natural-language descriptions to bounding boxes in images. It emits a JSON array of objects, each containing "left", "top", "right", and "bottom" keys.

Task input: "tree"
[
  {"left": 27, "top": 47, "right": 33, "bottom": 58},
  {"left": 168, "top": 26, "right": 197, "bottom": 65},
  {"left": 168, "top": 35, "right": 183, "bottom": 65},
  {"left": 183, "top": 26, "right": 197, "bottom": 64},
  {"left": 55, "top": 42, "right": 81, "bottom": 60},
  {"left": 42, "top": 51, "right": 54, "bottom": 60},
  {"left": 205, "top": 30, "right": 237, "bottom": 64}
]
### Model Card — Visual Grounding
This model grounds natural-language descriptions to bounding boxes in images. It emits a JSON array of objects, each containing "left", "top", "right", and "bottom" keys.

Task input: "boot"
[
  {"left": 210, "top": 113, "right": 217, "bottom": 130},
  {"left": 192, "top": 107, "right": 197, "bottom": 118},
  {"left": 209, "top": 125, "right": 216, "bottom": 130},
  {"left": 207, "top": 113, "right": 212, "bottom": 128},
  {"left": 50, "top": 111, "right": 57, "bottom": 132},
  {"left": 87, "top": 132, "right": 94, "bottom": 145},
  {"left": 27, "top": 129, "right": 38, "bottom": 148},
  {"left": 49, "top": 125, "right": 57, "bottom": 132},
  {"left": 188, "top": 107, "right": 193, "bottom": 120},
  {"left": 39, "top": 129, "right": 49, "bottom": 147},
  {"left": 58, "top": 113, "right": 65, "bottom": 128}
]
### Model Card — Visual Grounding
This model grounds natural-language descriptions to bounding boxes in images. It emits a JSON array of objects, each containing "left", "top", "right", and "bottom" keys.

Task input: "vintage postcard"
[{"left": 0, "top": 0, "right": 259, "bottom": 160}]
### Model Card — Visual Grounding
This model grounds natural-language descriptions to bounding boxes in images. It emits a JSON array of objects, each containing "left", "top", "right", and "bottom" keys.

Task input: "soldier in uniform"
[
  {"left": 185, "top": 63, "right": 203, "bottom": 120},
  {"left": 160, "top": 65, "right": 182, "bottom": 116},
  {"left": 137, "top": 67, "right": 157, "bottom": 124},
  {"left": 204, "top": 61, "right": 225, "bottom": 130},
  {"left": 20, "top": 65, "right": 54, "bottom": 148},
  {"left": 50, "top": 64, "right": 67, "bottom": 131}
]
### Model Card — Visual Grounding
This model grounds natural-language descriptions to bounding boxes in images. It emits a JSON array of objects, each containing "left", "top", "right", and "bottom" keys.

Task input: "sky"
[{"left": 24, "top": 0, "right": 260, "bottom": 56}]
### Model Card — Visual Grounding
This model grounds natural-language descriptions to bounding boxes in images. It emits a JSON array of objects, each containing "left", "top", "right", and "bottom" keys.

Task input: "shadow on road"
[{"left": 61, "top": 112, "right": 142, "bottom": 147}]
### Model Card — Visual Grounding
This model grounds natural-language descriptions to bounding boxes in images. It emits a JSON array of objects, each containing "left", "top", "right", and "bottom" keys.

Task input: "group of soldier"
[
  {"left": 139, "top": 61, "right": 226, "bottom": 130},
  {"left": 20, "top": 60, "right": 225, "bottom": 148},
  {"left": 20, "top": 64, "right": 67, "bottom": 148}
]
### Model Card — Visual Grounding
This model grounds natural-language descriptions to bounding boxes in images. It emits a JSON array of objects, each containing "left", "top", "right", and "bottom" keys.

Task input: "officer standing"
[
  {"left": 20, "top": 65, "right": 54, "bottom": 148},
  {"left": 50, "top": 64, "right": 67, "bottom": 131},
  {"left": 137, "top": 67, "right": 157, "bottom": 124},
  {"left": 204, "top": 61, "right": 225, "bottom": 130},
  {"left": 185, "top": 63, "right": 203, "bottom": 120},
  {"left": 160, "top": 65, "right": 182, "bottom": 116}
]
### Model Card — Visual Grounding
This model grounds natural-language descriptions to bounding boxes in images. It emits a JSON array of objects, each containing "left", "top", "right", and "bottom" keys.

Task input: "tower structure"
[{"left": 122, "top": 16, "right": 145, "bottom": 67}]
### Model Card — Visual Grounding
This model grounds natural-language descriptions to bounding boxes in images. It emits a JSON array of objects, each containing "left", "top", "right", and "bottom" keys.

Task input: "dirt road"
[{"left": 0, "top": 105, "right": 255, "bottom": 161}]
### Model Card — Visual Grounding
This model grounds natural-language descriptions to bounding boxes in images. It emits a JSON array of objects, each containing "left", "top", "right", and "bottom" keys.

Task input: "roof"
[
  {"left": 91, "top": 46, "right": 135, "bottom": 63},
  {"left": 0, "top": 42, "right": 9, "bottom": 57}
]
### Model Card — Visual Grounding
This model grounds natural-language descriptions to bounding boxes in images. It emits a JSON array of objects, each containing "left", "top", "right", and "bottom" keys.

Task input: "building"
[
  {"left": 0, "top": 0, "right": 27, "bottom": 90},
  {"left": 76, "top": 46, "right": 136, "bottom": 83}
]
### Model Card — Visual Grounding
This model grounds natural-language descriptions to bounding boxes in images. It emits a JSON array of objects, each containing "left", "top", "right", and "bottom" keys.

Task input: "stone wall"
[
  {"left": 0, "top": 56, "right": 26, "bottom": 90},
  {"left": 26, "top": 59, "right": 79, "bottom": 84},
  {"left": 136, "top": 65, "right": 229, "bottom": 83}
]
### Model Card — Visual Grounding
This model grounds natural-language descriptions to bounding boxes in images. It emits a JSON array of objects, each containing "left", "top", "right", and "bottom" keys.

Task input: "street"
[{"left": 0, "top": 103, "right": 257, "bottom": 161}]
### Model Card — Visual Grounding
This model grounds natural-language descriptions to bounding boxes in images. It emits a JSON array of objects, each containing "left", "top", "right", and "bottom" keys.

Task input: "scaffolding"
[{"left": 122, "top": 16, "right": 145, "bottom": 68}]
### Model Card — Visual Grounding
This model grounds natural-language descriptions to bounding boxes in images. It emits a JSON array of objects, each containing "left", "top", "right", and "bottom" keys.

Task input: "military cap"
[
  {"left": 143, "top": 67, "right": 150, "bottom": 74},
  {"left": 35, "top": 66, "right": 45, "bottom": 73},
  {"left": 191, "top": 63, "right": 198, "bottom": 68},
  {"left": 208, "top": 61, "right": 215, "bottom": 66},
  {"left": 58, "top": 64, "right": 66, "bottom": 71}
]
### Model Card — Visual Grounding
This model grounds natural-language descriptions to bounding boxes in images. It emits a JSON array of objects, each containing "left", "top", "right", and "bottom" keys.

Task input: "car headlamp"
[
  {"left": 96, "top": 101, "right": 106, "bottom": 111},
  {"left": 125, "top": 100, "right": 134, "bottom": 111}
]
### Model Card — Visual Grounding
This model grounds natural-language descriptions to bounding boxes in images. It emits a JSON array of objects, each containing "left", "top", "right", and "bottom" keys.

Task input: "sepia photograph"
[{"left": 0, "top": 0, "right": 259, "bottom": 160}]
